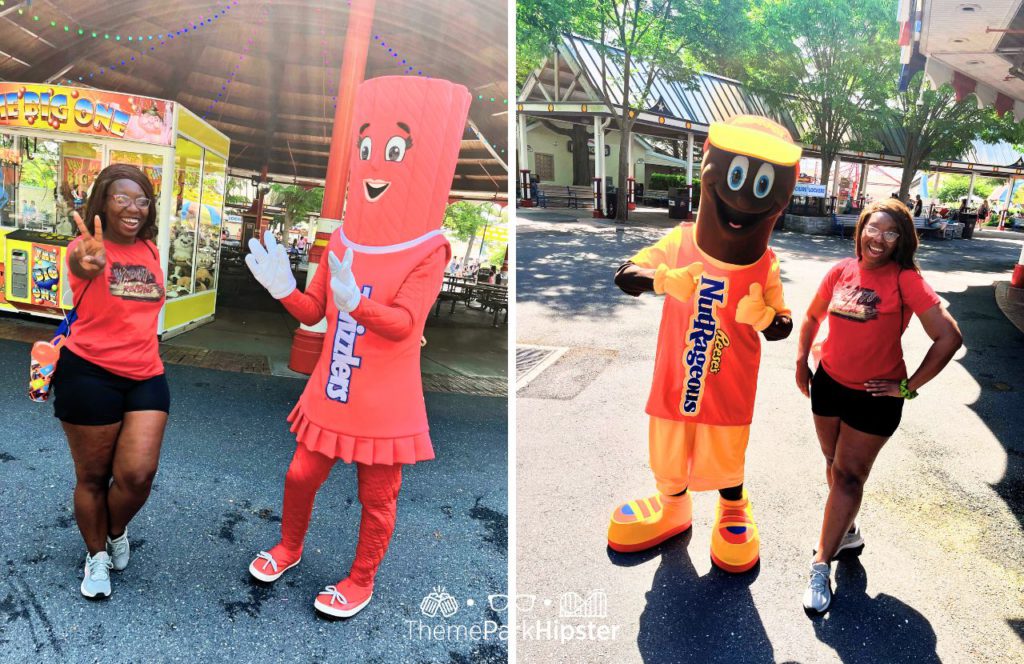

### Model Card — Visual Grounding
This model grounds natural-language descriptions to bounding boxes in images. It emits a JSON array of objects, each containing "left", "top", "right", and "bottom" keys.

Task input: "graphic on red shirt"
[
  {"left": 108, "top": 262, "right": 164, "bottom": 302},
  {"left": 829, "top": 284, "right": 881, "bottom": 322},
  {"left": 816, "top": 258, "right": 941, "bottom": 390}
]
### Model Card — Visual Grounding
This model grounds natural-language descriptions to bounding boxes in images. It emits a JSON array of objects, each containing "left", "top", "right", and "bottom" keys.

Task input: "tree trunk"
[
  {"left": 615, "top": 50, "right": 632, "bottom": 223},
  {"left": 819, "top": 154, "right": 834, "bottom": 216},
  {"left": 570, "top": 125, "right": 592, "bottom": 186},
  {"left": 898, "top": 162, "right": 915, "bottom": 203},
  {"left": 615, "top": 124, "right": 631, "bottom": 222},
  {"left": 541, "top": 121, "right": 593, "bottom": 186}
]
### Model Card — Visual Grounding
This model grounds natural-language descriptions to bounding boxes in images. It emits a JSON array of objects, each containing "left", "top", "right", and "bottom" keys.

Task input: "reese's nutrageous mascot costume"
[
  {"left": 244, "top": 76, "right": 471, "bottom": 616},
  {"left": 608, "top": 115, "right": 800, "bottom": 572}
]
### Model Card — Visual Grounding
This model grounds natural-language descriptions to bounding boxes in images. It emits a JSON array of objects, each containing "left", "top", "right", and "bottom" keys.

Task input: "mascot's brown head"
[{"left": 695, "top": 115, "right": 801, "bottom": 265}]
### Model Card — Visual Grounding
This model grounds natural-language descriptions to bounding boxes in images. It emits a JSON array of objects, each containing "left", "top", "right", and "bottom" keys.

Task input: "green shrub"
[{"left": 649, "top": 173, "right": 697, "bottom": 191}]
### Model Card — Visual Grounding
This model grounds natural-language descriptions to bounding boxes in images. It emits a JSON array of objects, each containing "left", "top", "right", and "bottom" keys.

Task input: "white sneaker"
[
  {"left": 802, "top": 561, "right": 832, "bottom": 614},
  {"left": 81, "top": 551, "right": 113, "bottom": 599},
  {"left": 836, "top": 523, "right": 864, "bottom": 556},
  {"left": 107, "top": 530, "right": 130, "bottom": 571}
]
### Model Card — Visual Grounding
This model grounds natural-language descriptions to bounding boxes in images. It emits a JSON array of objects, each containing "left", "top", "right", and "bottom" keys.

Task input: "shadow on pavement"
[
  {"left": 607, "top": 533, "right": 774, "bottom": 664},
  {"left": 941, "top": 284, "right": 1024, "bottom": 535},
  {"left": 517, "top": 223, "right": 662, "bottom": 315},
  {"left": 812, "top": 557, "right": 939, "bottom": 664}
]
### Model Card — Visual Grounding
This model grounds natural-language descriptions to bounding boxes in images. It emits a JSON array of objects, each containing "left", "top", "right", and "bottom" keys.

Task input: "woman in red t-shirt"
[
  {"left": 51, "top": 164, "right": 168, "bottom": 599},
  {"left": 794, "top": 198, "right": 962, "bottom": 614}
]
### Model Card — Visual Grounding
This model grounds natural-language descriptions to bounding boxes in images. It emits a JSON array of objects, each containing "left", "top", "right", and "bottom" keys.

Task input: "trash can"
[
  {"left": 960, "top": 213, "right": 977, "bottom": 239},
  {"left": 667, "top": 187, "right": 687, "bottom": 220},
  {"left": 605, "top": 187, "right": 618, "bottom": 218}
]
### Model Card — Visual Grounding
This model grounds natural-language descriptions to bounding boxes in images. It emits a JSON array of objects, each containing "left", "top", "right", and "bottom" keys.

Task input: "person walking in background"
[
  {"left": 978, "top": 199, "right": 990, "bottom": 231},
  {"left": 912, "top": 195, "right": 923, "bottom": 218},
  {"left": 795, "top": 199, "right": 962, "bottom": 614}
]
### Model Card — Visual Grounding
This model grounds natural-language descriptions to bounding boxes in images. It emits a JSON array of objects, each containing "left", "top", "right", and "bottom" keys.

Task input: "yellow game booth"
[{"left": 0, "top": 82, "right": 229, "bottom": 338}]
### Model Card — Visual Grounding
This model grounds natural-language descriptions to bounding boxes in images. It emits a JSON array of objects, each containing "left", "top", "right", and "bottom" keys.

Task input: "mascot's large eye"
[
  {"left": 753, "top": 163, "right": 775, "bottom": 199},
  {"left": 727, "top": 155, "right": 749, "bottom": 191},
  {"left": 385, "top": 136, "right": 407, "bottom": 162},
  {"left": 358, "top": 137, "right": 372, "bottom": 161}
]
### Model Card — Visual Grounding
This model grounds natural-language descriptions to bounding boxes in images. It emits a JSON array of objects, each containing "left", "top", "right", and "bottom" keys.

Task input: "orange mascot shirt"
[{"left": 631, "top": 224, "right": 788, "bottom": 426}]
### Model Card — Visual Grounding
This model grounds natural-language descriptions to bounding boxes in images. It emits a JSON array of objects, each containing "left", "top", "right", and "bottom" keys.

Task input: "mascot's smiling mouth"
[
  {"left": 713, "top": 189, "right": 772, "bottom": 232},
  {"left": 364, "top": 179, "right": 391, "bottom": 202}
]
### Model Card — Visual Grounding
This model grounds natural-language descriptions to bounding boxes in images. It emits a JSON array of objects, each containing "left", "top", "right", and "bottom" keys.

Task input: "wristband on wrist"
[{"left": 899, "top": 379, "right": 918, "bottom": 400}]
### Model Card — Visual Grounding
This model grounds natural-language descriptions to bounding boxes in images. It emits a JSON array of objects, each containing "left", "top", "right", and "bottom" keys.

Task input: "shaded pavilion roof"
[
  {"left": 0, "top": 0, "right": 508, "bottom": 199},
  {"left": 519, "top": 34, "right": 1024, "bottom": 178}
]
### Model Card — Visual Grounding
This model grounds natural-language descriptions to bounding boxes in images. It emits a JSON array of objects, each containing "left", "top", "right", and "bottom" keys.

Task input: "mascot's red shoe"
[
  {"left": 314, "top": 577, "right": 373, "bottom": 618},
  {"left": 608, "top": 493, "right": 692, "bottom": 552},
  {"left": 710, "top": 491, "right": 760, "bottom": 573}
]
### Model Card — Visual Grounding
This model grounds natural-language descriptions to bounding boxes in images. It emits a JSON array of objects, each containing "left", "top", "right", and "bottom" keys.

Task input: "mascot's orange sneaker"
[
  {"left": 608, "top": 492, "right": 692, "bottom": 552},
  {"left": 710, "top": 491, "right": 760, "bottom": 573}
]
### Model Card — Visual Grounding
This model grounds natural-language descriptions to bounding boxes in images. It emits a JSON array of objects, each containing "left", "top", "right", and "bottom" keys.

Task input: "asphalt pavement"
[
  {"left": 0, "top": 343, "right": 508, "bottom": 663},
  {"left": 515, "top": 214, "right": 1024, "bottom": 664}
]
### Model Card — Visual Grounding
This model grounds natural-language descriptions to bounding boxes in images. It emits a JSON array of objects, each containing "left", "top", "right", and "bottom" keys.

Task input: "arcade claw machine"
[{"left": 0, "top": 82, "right": 230, "bottom": 338}]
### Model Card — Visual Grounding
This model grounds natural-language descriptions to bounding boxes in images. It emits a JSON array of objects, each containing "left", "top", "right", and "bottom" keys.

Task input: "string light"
[
  {"left": 63, "top": 3, "right": 238, "bottom": 85},
  {"left": 203, "top": 3, "right": 265, "bottom": 119},
  {"left": 3, "top": 1, "right": 238, "bottom": 48}
]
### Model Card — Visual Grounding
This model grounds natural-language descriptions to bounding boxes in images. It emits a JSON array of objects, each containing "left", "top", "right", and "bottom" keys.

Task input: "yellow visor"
[{"left": 708, "top": 122, "right": 802, "bottom": 166}]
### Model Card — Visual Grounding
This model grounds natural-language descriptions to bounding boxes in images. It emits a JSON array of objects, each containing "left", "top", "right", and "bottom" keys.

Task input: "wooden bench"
[
  {"left": 434, "top": 278, "right": 474, "bottom": 316},
  {"left": 536, "top": 184, "right": 594, "bottom": 210},
  {"left": 832, "top": 214, "right": 859, "bottom": 238},
  {"left": 640, "top": 189, "right": 669, "bottom": 206},
  {"left": 834, "top": 215, "right": 958, "bottom": 240}
]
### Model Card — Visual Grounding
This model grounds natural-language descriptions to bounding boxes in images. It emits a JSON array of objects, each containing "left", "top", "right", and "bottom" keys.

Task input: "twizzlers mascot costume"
[
  {"left": 244, "top": 76, "right": 471, "bottom": 617},
  {"left": 608, "top": 115, "right": 800, "bottom": 573}
]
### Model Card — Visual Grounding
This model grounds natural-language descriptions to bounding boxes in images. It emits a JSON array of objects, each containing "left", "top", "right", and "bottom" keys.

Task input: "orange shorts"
[{"left": 648, "top": 416, "right": 750, "bottom": 494}]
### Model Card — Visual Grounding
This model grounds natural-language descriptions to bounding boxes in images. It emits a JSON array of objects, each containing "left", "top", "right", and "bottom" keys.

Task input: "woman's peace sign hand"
[{"left": 70, "top": 211, "right": 106, "bottom": 278}]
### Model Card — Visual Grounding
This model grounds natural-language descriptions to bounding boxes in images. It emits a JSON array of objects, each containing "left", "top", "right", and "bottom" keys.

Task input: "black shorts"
[
  {"left": 51, "top": 347, "right": 170, "bottom": 426},
  {"left": 810, "top": 365, "right": 903, "bottom": 437}
]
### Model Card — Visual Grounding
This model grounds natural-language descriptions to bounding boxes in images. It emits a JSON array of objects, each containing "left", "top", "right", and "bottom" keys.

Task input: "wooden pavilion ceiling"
[{"left": 0, "top": 0, "right": 508, "bottom": 198}]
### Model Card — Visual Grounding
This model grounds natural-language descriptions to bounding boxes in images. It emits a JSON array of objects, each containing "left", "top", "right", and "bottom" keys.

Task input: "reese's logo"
[{"left": 680, "top": 276, "right": 728, "bottom": 415}]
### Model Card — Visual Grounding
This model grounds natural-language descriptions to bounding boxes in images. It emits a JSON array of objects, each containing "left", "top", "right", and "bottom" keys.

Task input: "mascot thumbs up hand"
[
  {"left": 736, "top": 283, "right": 776, "bottom": 331},
  {"left": 653, "top": 262, "right": 703, "bottom": 303}
]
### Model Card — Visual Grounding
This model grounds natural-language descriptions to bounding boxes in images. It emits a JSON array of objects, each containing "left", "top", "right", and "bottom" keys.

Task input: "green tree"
[
  {"left": 744, "top": 0, "right": 896, "bottom": 213},
  {"left": 516, "top": 0, "right": 589, "bottom": 84},
  {"left": 935, "top": 174, "right": 996, "bottom": 204},
  {"left": 889, "top": 72, "right": 995, "bottom": 200},
  {"left": 225, "top": 176, "right": 250, "bottom": 207},
  {"left": 268, "top": 184, "right": 324, "bottom": 238},
  {"left": 443, "top": 201, "right": 490, "bottom": 260},
  {"left": 517, "top": 0, "right": 748, "bottom": 222}
]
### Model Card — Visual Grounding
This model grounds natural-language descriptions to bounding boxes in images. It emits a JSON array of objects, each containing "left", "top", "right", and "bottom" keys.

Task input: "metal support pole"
[
  {"left": 686, "top": 131, "right": 694, "bottom": 214},
  {"left": 594, "top": 116, "right": 604, "bottom": 217},
  {"left": 290, "top": 0, "right": 376, "bottom": 374}
]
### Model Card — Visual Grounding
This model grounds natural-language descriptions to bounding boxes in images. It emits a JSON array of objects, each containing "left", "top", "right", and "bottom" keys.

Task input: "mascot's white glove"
[
  {"left": 245, "top": 231, "right": 296, "bottom": 299},
  {"left": 328, "top": 249, "right": 362, "bottom": 313}
]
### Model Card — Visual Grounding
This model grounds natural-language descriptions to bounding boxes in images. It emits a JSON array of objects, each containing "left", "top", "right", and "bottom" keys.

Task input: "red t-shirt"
[
  {"left": 817, "top": 258, "right": 940, "bottom": 390},
  {"left": 64, "top": 237, "right": 165, "bottom": 380}
]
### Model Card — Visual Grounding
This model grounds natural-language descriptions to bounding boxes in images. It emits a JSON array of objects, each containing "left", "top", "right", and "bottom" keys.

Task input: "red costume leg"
[
  {"left": 276, "top": 443, "right": 336, "bottom": 559},
  {"left": 348, "top": 463, "right": 403, "bottom": 588}
]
